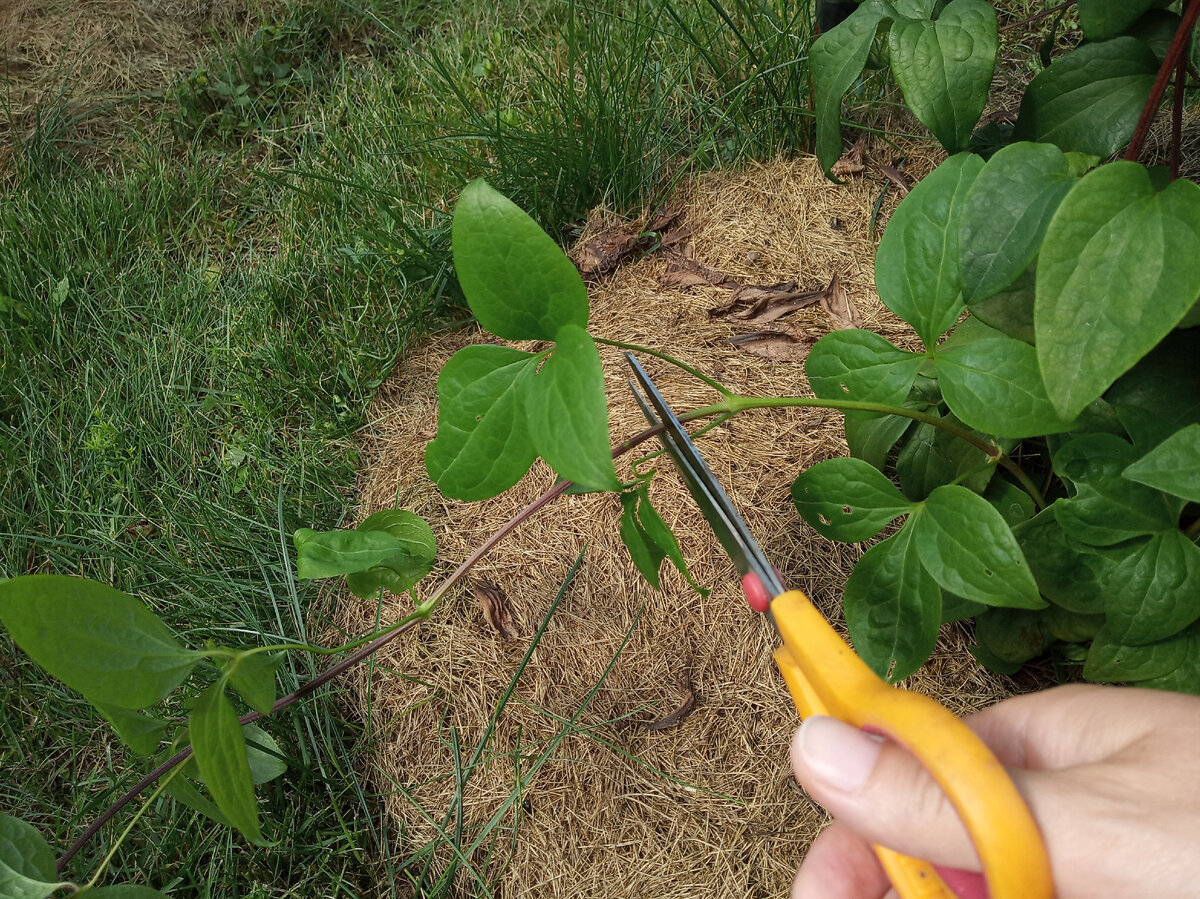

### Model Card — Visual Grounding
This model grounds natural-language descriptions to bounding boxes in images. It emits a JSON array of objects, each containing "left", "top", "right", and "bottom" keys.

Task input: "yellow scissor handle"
[{"left": 770, "top": 589, "right": 1054, "bottom": 899}]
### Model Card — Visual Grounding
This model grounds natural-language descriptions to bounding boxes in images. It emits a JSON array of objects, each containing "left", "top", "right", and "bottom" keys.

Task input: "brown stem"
[
  {"left": 999, "top": 1, "right": 1074, "bottom": 33},
  {"left": 1126, "top": 0, "right": 1200, "bottom": 163},
  {"left": 55, "top": 412, "right": 693, "bottom": 873}
]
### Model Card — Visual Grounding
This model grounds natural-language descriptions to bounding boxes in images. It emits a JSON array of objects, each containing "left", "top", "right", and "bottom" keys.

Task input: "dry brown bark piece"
[
  {"left": 473, "top": 578, "right": 518, "bottom": 640},
  {"left": 819, "top": 273, "right": 862, "bottom": 330}
]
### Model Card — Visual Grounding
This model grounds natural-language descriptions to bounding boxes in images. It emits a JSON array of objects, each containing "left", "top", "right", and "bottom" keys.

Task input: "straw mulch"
[{"left": 338, "top": 152, "right": 1031, "bottom": 898}]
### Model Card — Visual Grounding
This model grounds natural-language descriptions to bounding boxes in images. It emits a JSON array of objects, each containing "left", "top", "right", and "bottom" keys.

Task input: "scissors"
[{"left": 625, "top": 353, "right": 1053, "bottom": 899}]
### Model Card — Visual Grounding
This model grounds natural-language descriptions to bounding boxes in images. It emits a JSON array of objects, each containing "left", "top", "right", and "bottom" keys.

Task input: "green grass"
[{"left": 0, "top": 1, "right": 832, "bottom": 895}]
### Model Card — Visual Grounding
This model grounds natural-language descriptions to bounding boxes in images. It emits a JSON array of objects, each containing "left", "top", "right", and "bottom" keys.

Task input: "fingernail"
[{"left": 794, "top": 716, "right": 883, "bottom": 794}]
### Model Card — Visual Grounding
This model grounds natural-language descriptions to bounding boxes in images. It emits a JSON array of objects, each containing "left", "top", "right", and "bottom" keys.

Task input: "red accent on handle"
[
  {"left": 741, "top": 572, "right": 772, "bottom": 613},
  {"left": 934, "top": 866, "right": 989, "bottom": 899}
]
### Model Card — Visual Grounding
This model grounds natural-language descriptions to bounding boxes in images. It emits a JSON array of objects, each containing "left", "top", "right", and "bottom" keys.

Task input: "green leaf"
[
  {"left": 791, "top": 457, "right": 914, "bottom": 541},
  {"left": 974, "top": 608, "right": 1048, "bottom": 665},
  {"left": 812, "top": 0, "right": 897, "bottom": 175},
  {"left": 875, "top": 153, "right": 984, "bottom": 347},
  {"left": 358, "top": 509, "right": 437, "bottom": 558},
  {"left": 967, "top": 266, "right": 1036, "bottom": 344},
  {"left": 1102, "top": 530, "right": 1200, "bottom": 645},
  {"left": 941, "top": 591, "right": 986, "bottom": 623},
  {"left": 887, "top": 0, "right": 997, "bottom": 153},
  {"left": 1106, "top": 330, "right": 1200, "bottom": 451},
  {"left": 1013, "top": 508, "right": 1115, "bottom": 614},
  {"left": 96, "top": 703, "right": 169, "bottom": 756},
  {"left": 0, "top": 814, "right": 68, "bottom": 899},
  {"left": 1036, "top": 163, "right": 1200, "bottom": 417},
  {"left": 806, "top": 330, "right": 925, "bottom": 404},
  {"left": 960, "top": 142, "right": 1074, "bottom": 304},
  {"left": 1122, "top": 424, "right": 1200, "bottom": 502},
  {"left": 228, "top": 652, "right": 284, "bottom": 716},
  {"left": 523, "top": 324, "right": 620, "bottom": 492},
  {"left": 983, "top": 477, "right": 1036, "bottom": 528},
  {"left": 844, "top": 524, "right": 941, "bottom": 682},
  {"left": 0, "top": 815, "right": 55, "bottom": 883},
  {"left": 1126, "top": 9, "right": 1182, "bottom": 62},
  {"left": 1013, "top": 38, "right": 1158, "bottom": 157},
  {"left": 1053, "top": 434, "right": 1183, "bottom": 545},
  {"left": 163, "top": 773, "right": 230, "bottom": 827},
  {"left": 293, "top": 529, "right": 409, "bottom": 580},
  {"left": 343, "top": 510, "right": 438, "bottom": 599},
  {"left": 425, "top": 344, "right": 540, "bottom": 501},
  {"left": 635, "top": 485, "right": 708, "bottom": 597},
  {"left": 86, "top": 887, "right": 171, "bottom": 898},
  {"left": 1141, "top": 624, "right": 1200, "bottom": 695},
  {"left": 968, "top": 642, "right": 1023, "bottom": 675},
  {"left": 937, "top": 336, "right": 1077, "bottom": 438},
  {"left": 1084, "top": 624, "right": 1189, "bottom": 682},
  {"left": 451, "top": 179, "right": 588, "bottom": 340},
  {"left": 243, "top": 723, "right": 288, "bottom": 785},
  {"left": 844, "top": 410, "right": 915, "bottom": 470},
  {"left": 190, "top": 684, "right": 262, "bottom": 843},
  {"left": 1042, "top": 603, "right": 1105, "bottom": 644},
  {"left": 911, "top": 485, "right": 1044, "bottom": 608},
  {"left": 0, "top": 575, "right": 202, "bottom": 710},
  {"left": 895, "top": 414, "right": 994, "bottom": 501},
  {"left": 619, "top": 492, "right": 665, "bottom": 590},
  {"left": 1076, "top": 0, "right": 1160, "bottom": 41}
]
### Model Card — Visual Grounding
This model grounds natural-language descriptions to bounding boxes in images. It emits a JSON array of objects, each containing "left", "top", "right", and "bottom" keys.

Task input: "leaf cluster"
[
  {"left": 0, "top": 571, "right": 340, "bottom": 894},
  {"left": 800, "top": 0, "right": 1200, "bottom": 686}
]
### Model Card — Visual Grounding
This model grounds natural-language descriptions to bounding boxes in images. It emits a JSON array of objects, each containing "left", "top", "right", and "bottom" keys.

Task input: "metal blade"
[{"left": 625, "top": 353, "right": 786, "bottom": 599}]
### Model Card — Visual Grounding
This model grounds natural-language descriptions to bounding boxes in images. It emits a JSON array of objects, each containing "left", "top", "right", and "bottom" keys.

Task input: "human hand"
[{"left": 789, "top": 684, "right": 1200, "bottom": 899}]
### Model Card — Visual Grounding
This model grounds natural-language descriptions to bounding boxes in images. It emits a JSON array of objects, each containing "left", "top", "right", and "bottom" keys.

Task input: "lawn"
[{"left": 0, "top": 2, "right": 835, "bottom": 894}]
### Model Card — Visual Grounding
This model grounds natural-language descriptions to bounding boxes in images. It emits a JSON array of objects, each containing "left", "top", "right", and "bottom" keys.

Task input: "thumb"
[{"left": 791, "top": 715, "right": 982, "bottom": 871}]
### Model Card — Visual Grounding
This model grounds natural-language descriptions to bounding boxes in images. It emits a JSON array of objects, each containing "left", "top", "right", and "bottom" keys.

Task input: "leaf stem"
[
  {"left": 593, "top": 336, "right": 734, "bottom": 397},
  {"left": 998, "top": 0, "right": 1074, "bottom": 32},
  {"left": 81, "top": 766, "right": 180, "bottom": 890},
  {"left": 723, "top": 394, "right": 1045, "bottom": 508}
]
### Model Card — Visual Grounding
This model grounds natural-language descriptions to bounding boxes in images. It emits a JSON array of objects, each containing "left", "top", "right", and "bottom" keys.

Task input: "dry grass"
[
  {"left": 338, "top": 150, "right": 1035, "bottom": 898},
  {"left": 0, "top": 0, "right": 266, "bottom": 170}
]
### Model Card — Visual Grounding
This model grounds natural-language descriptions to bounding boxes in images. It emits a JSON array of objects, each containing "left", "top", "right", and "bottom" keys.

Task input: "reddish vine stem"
[
  {"left": 1171, "top": 2, "right": 1192, "bottom": 179},
  {"left": 56, "top": 420, "right": 675, "bottom": 873},
  {"left": 1126, "top": 0, "right": 1200, "bottom": 164},
  {"left": 999, "top": 0, "right": 1074, "bottom": 33}
]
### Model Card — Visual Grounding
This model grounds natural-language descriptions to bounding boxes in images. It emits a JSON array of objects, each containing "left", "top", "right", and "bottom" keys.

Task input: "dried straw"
[{"left": 338, "top": 150, "right": 1030, "bottom": 898}]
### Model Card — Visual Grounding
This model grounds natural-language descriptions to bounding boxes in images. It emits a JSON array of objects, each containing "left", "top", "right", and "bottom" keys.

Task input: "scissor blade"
[{"left": 625, "top": 353, "right": 786, "bottom": 599}]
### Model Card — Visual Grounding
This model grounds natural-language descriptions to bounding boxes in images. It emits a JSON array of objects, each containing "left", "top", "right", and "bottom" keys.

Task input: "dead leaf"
[
  {"left": 658, "top": 255, "right": 742, "bottom": 290},
  {"left": 646, "top": 688, "right": 697, "bottom": 731},
  {"left": 728, "top": 329, "right": 815, "bottom": 362},
  {"left": 576, "top": 230, "right": 655, "bottom": 281},
  {"left": 473, "top": 579, "right": 518, "bottom": 640},
  {"left": 645, "top": 206, "right": 685, "bottom": 234},
  {"left": 659, "top": 226, "right": 693, "bottom": 256},
  {"left": 832, "top": 134, "right": 867, "bottom": 177},
  {"left": 875, "top": 163, "right": 911, "bottom": 196},
  {"left": 707, "top": 279, "right": 824, "bottom": 322},
  {"left": 725, "top": 282, "right": 826, "bottom": 323},
  {"left": 820, "top": 273, "right": 862, "bottom": 330}
]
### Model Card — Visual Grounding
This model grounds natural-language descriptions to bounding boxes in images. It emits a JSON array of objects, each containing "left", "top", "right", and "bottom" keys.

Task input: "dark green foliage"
[{"left": 804, "top": 5, "right": 1200, "bottom": 688}]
